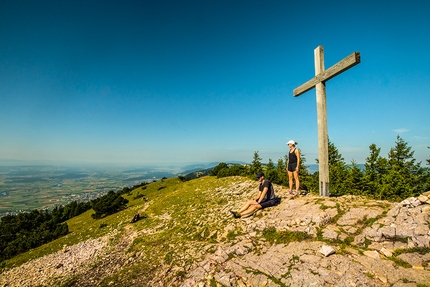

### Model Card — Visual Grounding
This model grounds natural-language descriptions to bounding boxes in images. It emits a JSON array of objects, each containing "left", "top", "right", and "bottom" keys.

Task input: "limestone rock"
[
  {"left": 319, "top": 245, "right": 335, "bottom": 257},
  {"left": 418, "top": 195, "right": 429, "bottom": 203},
  {"left": 379, "top": 226, "right": 396, "bottom": 239},
  {"left": 322, "top": 226, "right": 339, "bottom": 241},
  {"left": 300, "top": 254, "right": 321, "bottom": 263},
  {"left": 412, "top": 199, "right": 422, "bottom": 207},
  {"left": 422, "top": 206, "right": 430, "bottom": 214},
  {"left": 398, "top": 253, "right": 423, "bottom": 267},
  {"left": 379, "top": 247, "right": 393, "bottom": 257},
  {"left": 363, "top": 250, "right": 380, "bottom": 259}
]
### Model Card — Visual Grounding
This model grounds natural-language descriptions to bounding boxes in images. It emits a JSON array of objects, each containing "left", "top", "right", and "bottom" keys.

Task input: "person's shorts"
[
  {"left": 288, "top": 162, "right": 297, "bottom": 172},
  {"left": 260, "top": 199, "right": 277, "bottom": 209}
]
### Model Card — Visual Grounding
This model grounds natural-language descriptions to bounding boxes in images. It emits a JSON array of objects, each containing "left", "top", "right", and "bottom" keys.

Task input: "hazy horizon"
[{"left": 1, "top": 0, "right": 429, "bottom": 168}]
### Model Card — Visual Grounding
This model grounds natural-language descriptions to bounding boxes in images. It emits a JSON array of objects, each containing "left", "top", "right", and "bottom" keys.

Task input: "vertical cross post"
[
  {"left": 293, "top": 46, "right": 360, "bottom": 196},
  {"left": 314, "top": 46, "right": 330, "bottom": 196}
]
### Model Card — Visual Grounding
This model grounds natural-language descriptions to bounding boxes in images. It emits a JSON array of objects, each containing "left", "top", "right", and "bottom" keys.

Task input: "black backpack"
[{"left": 273, "top": 196, "right": 281, "bottom": 205}]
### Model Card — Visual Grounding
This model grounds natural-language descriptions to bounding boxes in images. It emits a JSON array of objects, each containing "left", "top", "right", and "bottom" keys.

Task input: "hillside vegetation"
[{"left": 1, "top": 175, "right": 430, "bottom": 286}]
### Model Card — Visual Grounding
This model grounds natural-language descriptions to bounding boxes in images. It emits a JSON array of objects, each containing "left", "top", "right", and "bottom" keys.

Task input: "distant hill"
[
  {"left": 306, "top": 163, "right": 365, "bottom": 174},
  {"left": 180, "top": 162, "right": 220, "bottom": 172},
  {"left": 180, "top": 161, "right": 251, "bottom": 179},
  {"left": 181, "top": 167, "right": 214, "bottom": 180},
  {"left": 180, "top": 161, "right": 248, "bottom": 174}
]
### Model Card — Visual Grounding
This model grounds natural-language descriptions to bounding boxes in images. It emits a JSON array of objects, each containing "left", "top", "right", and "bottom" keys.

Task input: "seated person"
[{"left": 230, "top": 171, "right": 277, "bottom": 218}]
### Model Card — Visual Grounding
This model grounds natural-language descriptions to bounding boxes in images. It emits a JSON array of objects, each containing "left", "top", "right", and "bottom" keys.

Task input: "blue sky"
[{"left": 1, "top": 0, "right": 429, "bottom": 166}]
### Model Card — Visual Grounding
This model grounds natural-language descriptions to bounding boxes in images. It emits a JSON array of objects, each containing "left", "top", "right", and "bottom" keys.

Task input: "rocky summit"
[{"left": 0, "top": 176, "right": 429, "bottom": 287}]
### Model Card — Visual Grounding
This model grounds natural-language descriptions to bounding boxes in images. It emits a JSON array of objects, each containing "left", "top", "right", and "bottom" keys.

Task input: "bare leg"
[
  {"left": 294, "top": 171, "right": 300, "bottom": 191},
  {"left": 240, "top": 204, "right": 261, "bottom": 218},
  {"left": 288, "top": 171, "right": 293, "bottom": 191},
  {"left": 238, "top": 200, "right": 258, "bottom": 214}
]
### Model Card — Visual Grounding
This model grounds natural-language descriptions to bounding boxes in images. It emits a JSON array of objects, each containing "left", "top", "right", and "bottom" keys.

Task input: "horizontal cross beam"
[{"left": 293, "top": 52, "right": 361, "bottom": 97}]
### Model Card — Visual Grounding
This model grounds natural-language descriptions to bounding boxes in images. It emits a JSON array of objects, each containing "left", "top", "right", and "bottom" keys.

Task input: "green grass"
[
  {"left": 392, "top": 247, "right": 430, "bottom": 257},
  {"left": 388, "top": 257, "right": 412, "bottom": 268},
  {"left": 319, "top": 204, "right": 332, "bottom": 210},
  {"left": 226, "top": 228, "right": 243, "bottom": 241}
]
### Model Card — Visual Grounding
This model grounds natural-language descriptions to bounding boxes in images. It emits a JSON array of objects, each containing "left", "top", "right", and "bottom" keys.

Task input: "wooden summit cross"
[{"left": 293, "top": 46, "right": 360, "bottom": 197}]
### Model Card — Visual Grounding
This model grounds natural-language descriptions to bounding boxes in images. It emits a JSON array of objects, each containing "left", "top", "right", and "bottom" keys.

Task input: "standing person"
[
  {"left": 286, "top": 140, "right": 300, "bottom": 194},
  {"left": 230, "top": 172, "right": 277, "bottom": 218}
]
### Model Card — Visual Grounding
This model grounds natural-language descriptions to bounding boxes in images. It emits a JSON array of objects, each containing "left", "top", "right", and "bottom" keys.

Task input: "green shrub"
[{"left": 91, "top": 190, "right": 129, "bottom": 219}]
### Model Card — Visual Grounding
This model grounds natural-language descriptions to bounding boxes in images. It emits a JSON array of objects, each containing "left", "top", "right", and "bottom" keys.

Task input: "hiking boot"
[{"left": 230, "top": 210, "right": 241, "bottom": 218}]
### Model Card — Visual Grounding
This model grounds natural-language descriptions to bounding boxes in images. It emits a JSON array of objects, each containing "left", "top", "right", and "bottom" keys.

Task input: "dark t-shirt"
[{"left": 259, "top": 179, "right": 275, "bottom": 202}]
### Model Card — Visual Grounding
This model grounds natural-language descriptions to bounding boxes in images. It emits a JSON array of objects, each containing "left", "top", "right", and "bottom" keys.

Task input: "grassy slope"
[
  {"left": 3, "top": 176, "right": 250, "bottom": 284},
  {"left": 3, "top": 175, "right": 430, "bottom": 286}
]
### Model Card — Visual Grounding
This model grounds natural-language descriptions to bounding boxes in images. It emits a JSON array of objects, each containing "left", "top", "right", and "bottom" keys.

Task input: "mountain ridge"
[{"left": 1, "top": 175, "right": 429, "bottom": 286}]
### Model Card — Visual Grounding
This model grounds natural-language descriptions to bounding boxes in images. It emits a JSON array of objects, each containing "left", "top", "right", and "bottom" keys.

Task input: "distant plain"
[{"left": 0, "top": 164, "right": 179, "bottom": 217}]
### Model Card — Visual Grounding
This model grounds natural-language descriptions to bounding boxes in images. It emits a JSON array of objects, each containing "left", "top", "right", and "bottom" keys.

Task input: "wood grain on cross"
[{"left": 293, "top": 46, "right": 360, "bottom": 196}]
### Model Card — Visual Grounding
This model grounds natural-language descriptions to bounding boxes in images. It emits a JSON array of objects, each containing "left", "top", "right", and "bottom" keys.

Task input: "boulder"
[{"left": 319, "top": 245, "right": 335, "bottom": 257}]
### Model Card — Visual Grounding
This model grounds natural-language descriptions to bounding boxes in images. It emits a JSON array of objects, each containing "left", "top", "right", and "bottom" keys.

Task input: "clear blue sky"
[{"left": 1, "top": 0, "right": 429, "bottom": 166}]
